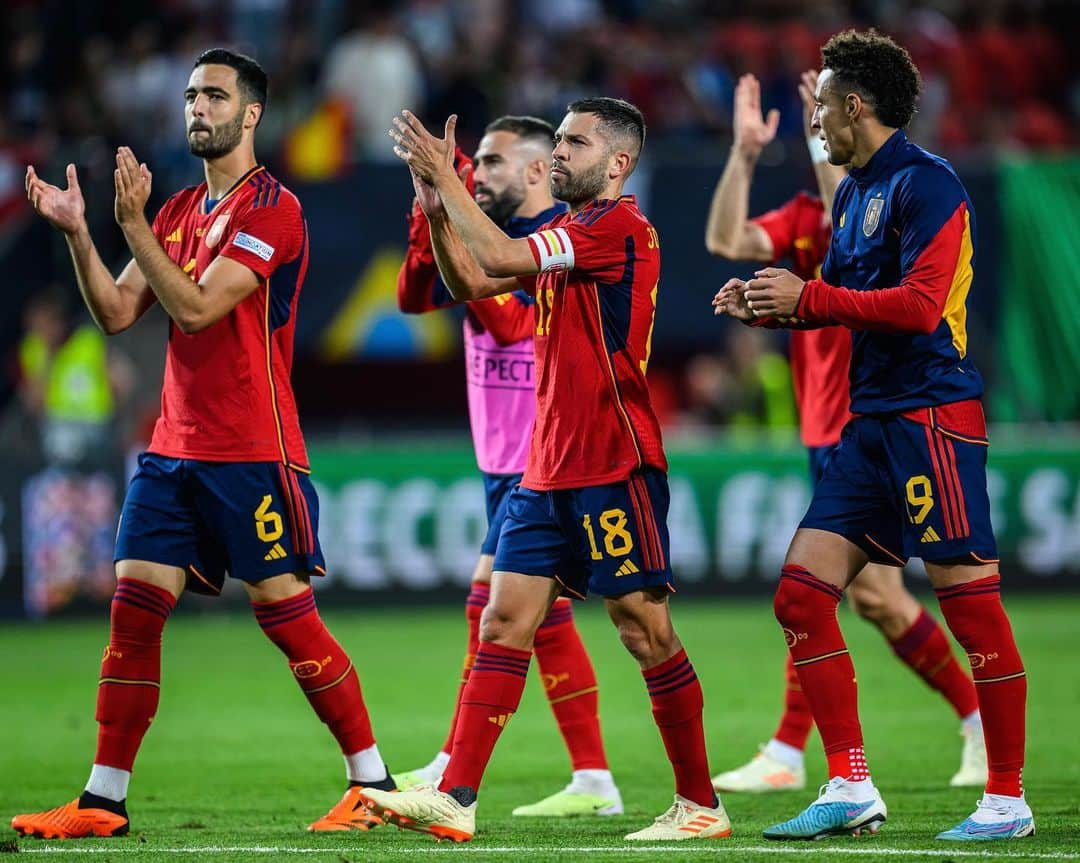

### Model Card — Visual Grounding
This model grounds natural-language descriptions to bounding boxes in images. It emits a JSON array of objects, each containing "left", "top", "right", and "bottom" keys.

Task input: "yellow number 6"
[{"left": 255, "top": 494, "right": 284, "bottom": 542}]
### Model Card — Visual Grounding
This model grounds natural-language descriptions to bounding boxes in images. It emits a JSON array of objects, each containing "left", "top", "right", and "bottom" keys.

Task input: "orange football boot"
[
  {"left": 12, "top": 799, "right": 129, "bottom": 839},
  {"left": 307, "top": 787, "right": 386, "bottom": 832}
]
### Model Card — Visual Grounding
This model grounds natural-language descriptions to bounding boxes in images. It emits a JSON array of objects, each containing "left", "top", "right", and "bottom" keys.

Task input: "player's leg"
[
  {"left": 394, "top": 473, "right": 513, "bottom": 789},
  {"left": 246, "top": 571, "right": 392, "bottom": 831},
  {"left": 883, "top": 411, "right": 1031, "bottom": 839},
  {"left": 608, "top": 588, "right": 731, "bottom": 841},
  {"left": 712, "top": 653, "right": 810, "bottom": 793},
  {"left": 847, "top": 564, "right": 984, "bottom": 786},
  {"left": 184, "top": 460, "right": 390, "bottom": 832},
  {"left": 930, "top": 562, "right": 1032, "bottom": 839},
  {"left": 362, "top": 568, "right": 559, "bottom": 842},
  {"left": 360, "top": 484, "right": 565, "bottom": 841},
  {"left": 512, "top": 595, "right": 621, "bottom": 816},
  {"left": 394, "top": 553, "right": 491, "bottom": 790},
  {"left": 764, "top": 420, "right": 894, "bottom": 840},
  {"left": 12, "top": 454, "right": 196, "bottom": 840},
  {"left": 713, "top": 445, "right": 842, "bottom": 794}
]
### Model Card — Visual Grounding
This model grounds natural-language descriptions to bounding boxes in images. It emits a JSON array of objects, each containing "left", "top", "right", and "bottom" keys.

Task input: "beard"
[
  {"left": 550, "top": 159, "right": 608, "bottom": 206},
  {"left": 188, "top": 110, "right": 245, "bottom": 159},
  {"left": 476, "top": 182, "right": 525, "bottom": 227}
]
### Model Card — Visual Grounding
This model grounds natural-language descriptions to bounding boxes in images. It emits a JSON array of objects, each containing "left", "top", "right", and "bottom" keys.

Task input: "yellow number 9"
[{"left": 905, "top": 475, "right": 934, "bottom": 525}]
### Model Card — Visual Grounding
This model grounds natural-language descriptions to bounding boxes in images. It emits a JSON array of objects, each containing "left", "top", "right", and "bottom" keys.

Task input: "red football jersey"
[
  {"left": 753, "top": 192, "right": 851, "bottom": 448},
  {"left": 147, "top": 166, "right": 310, "bottom": 467},
  {"left": 524, "top": 196, "right": 666, "bottom": 490}
]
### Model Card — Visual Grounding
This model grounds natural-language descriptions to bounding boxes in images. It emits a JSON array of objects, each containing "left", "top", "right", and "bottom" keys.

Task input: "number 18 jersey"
[{"left": 524, "top": 195, "right": 666, "bottom": 491}]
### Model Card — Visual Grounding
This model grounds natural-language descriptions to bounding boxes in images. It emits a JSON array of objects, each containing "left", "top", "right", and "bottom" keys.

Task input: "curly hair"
[{"left": 821, "top": 29, "right": 921, "bottom": 129}]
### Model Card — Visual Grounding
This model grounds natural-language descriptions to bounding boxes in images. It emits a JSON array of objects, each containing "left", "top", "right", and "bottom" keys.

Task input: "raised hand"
[
  {"left": 733, "top": 74, "right": 780, "bottom": 159},
  {"left": 389, "top": 111, "right": 456, "bottom": 185},
  {"left": 798, "top": 69, "right": 820, "bottom": 137},
  {"left": 26, "top": 163, "right": 87, "bottom": 235},
  {"left": 113, "top": 147, "right": 152, "bottom": 228},
  {"left": 712, "top": 278, "right": 753, "bottom": 321}
]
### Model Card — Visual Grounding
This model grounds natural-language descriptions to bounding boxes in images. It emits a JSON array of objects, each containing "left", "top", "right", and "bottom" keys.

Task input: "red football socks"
[
  {"left": 95, "top": 578, "right": 177, "bottom": 771},
  {"left": 440, "top": 581, "right": 489, "bottom": 755},
  {"left": 254, "top": 588, "right": 376, "bottom": 755},
  {"left": 936, "top": 575, "right": 1026, "bottom": 797},
  {"left": 642, "top": 649, "right": 714, "bottom": 807},
  {"left": 772, "top": 653, "right": 814, "bottom": 751},
  {"left": 439, "top": 642, "right": 531, "bottom": 793},
  {"left": 533, "top": 599, "right": 608, "bottom": 771},
  {"left": 889, "top": 607, "right": 979, "bottom": 719},
  {"left": 774, "top": 565, "right": 869, "bottom": 780}
]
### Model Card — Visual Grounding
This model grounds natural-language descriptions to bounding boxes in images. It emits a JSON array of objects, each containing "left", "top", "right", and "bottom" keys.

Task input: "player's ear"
[
  {"left": 610, "top": 150, "right": 632, "bottom": 180},
  {"left": 526, "top": 157, "right": 546, "bottom": 186},
  {"left": 246, "top": 102, "right": 263, "bottom": 130}
]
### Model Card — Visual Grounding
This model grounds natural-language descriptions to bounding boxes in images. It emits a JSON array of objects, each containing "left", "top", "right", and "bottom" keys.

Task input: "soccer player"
[
  {"left": 705, "top": 72, "right": 985, "bottom": 793},
  {"left": 394, "top": 115, "right": 623, "bottom": 817},
  {"left": 363, "top": 97, "right": 731, "bottom": 843},
  {"left": 14, "top": 49, "right": 393, "bottom": 839},
  {"left": 715, "top": 30, "right": 1032, "bottom": 841}
]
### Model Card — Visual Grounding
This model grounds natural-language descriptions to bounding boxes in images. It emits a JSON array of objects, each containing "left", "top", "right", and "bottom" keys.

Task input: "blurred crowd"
[
  {"left": 1, "top": 0, "right": 1075, "bottom": 192},
  {"left": 0, "top": 0, "right": 1075, "bottom": 448}
]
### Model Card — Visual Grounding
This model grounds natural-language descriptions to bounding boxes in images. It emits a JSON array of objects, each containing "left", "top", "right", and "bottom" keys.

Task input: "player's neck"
[
  {"left": 569, "top": 181, "right": 625, "bottom": 215},
  {"left": 850, "top": 125, "right": 898, "bottom": 170},
  {"left": 202, "top": 147, "right": 258, "bottom": 201}
]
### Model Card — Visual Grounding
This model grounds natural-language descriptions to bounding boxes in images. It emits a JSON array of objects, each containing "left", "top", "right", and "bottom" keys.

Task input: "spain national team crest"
[
  {"left": 862, "top": 197, "right": 884, "bottom": 237},
  {"left": 205, "top": 211, "right": 231, "bottom": 248}
]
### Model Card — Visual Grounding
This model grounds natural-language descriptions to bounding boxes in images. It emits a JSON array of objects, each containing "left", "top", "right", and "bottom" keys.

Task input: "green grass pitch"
[{"left": 2, "top": 594, "right": 1078, "bottom": 861}]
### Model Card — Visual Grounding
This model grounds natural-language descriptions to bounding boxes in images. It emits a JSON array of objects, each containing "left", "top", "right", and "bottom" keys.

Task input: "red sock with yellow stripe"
[
  {"left": 254, "top": 587, "right": 375, "bottom": 755},
  {"left": 94, "top": 578, "right": 177, "bottom": 771},
  {"left": 533, "top": 599, "right": 608, "bottom": 771},
  {"left": 889, "top": 607, "right": 979, "bottom": 719},
  {"left": 439, "top": 642, "right": 531, "bottom": 794},
  {"left": 936, "top": 575, "right": 1026, "bottom": 797},
  {"left": 774, "top": 565, "right": 869, "bottom": 781}
]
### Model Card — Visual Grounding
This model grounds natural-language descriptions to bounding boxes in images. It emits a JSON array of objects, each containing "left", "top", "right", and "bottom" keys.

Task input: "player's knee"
[
  {"left": 615, "top": 617, "right": 675, "bottom": 666},
  {"left": 478, "top": 602, "right": 531, "bottom": 649},
  {"left": 847, "top": 581, "right": 889, "bottom": 623},
  {"left": 774, "top": 564, "right": 835, "bottom": 628}
]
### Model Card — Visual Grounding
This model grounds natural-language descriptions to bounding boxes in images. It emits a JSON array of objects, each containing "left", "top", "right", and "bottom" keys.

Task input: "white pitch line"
[{"left": 14, "top": 845, "right": 1079, "bottom": 859}]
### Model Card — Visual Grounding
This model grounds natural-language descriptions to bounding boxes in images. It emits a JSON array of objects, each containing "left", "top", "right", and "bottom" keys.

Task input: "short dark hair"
[
  {"left": 821, "top": 29, "right": 921, "bottom": 129},
  {"left": 193, "top": 48, "right": 269, "bottom": 114},
  {"left": 484, "top": 115, "right": 555, "bottom": 149},
  {"left": 566, "top": 97, "right": 646, "bottom": 161}
]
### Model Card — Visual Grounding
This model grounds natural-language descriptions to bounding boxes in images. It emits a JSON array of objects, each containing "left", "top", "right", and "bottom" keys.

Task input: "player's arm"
[
  {"left": 390, "top": 112, "right": 538, "bottom": 289},
  {"left": 746, "top": 168, "right": 971, "bottom": 334},
  {"left": 397, "top": 198, "right": 456, "bottom": 314},
  {"left": 397, "top": 151, "right": 480, "bottom": 313},
  {"left": 428, "top": 210, "right": 522, "bottom": 299},
  {"left": 468, "top": 292, "right": 536, "bottom": 346},
  {"left": 704, "top": 74, "right": 778, "bottom": 261},
  {"left": 113, "top": 148, "right": 259, "bottom": 334},
  {"left": 26, "top": 162, "right": 155, "bottom": 334}
]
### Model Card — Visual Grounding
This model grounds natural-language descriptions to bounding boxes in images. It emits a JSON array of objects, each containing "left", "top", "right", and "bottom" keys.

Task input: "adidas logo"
[
  {"left": 263, "top": 542, "right": 287, "bottom": 561},
  {"left": 614, "top": 559, "right": 640, "bottom": 577},
  {"left": 165, "top": 228, "right": 182, "bottom": 243},
  {"left": 487, "top": 713, "right": 512, "bottom": 727},
  {"left": 920, "top": 526, "right": 942, "bottom": 543}
]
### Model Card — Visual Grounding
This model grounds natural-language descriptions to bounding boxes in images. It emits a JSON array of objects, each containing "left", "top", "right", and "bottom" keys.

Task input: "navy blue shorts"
[
  {"left": 807, "top": 444, "right": 838, "bottom": 487},
  {"left": 801, "top": 415, "right": 998, "bottom": 566},
  {"left": 493, "top": 467, "right": 673, "bottom": 599},
  {"left": 115, "top": 453, "right": 326, "bottom": 595},
  {"left": 481, "top": 472, "right": 522, "bottom": 556}
]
